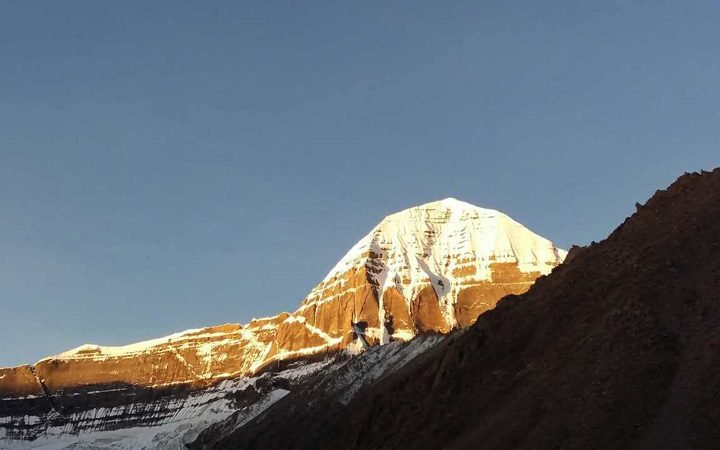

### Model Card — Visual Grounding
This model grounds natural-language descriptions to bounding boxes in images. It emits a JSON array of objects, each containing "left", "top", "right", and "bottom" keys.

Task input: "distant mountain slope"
[
  {"left": 209, "top": 169, "right": 720, "bottom": 450},
  {"left": 0, "top": 198, "right": 565, "bottom": 446}
]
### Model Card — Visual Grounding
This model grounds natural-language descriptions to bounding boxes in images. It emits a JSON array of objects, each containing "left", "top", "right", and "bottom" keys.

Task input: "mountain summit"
[
  {"left": 0, "top": 199, "right": 565, "bottom": 445},
  {"left": 306, "top": 198, "right": 566, "bottom": 345}
]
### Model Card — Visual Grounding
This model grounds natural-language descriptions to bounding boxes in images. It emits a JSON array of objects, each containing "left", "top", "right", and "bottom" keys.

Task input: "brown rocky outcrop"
[{"left": 0, "top": 365, "right": 43, "bottom": 399}]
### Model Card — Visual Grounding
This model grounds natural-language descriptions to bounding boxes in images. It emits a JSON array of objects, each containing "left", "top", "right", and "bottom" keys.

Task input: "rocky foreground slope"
[
  {"left": 0, "top": 198, "right": 565, "bottom": 446},
  {"left": 211, "top": 169, "right": 720, "bottom": 450}
]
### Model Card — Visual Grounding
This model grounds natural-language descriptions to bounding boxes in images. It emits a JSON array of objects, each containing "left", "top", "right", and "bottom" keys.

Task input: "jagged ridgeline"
[{"left": 0, "top": 198, "right": 565, "bottom": 447}]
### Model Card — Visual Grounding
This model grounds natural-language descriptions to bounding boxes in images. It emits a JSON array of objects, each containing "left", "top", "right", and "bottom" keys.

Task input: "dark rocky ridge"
[{"left": 204, "top": 168, "right": 720, "bottom": 449}]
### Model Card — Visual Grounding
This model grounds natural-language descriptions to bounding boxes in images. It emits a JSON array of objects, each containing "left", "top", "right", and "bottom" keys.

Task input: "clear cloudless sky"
[{"left": 1, "top": 1, "right": 719, "bottom": 366}]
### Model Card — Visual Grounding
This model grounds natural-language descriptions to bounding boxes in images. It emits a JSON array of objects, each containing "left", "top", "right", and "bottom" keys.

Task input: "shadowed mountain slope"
[{"left": 209, "top": 169, "right": 720, "bottom": 450}]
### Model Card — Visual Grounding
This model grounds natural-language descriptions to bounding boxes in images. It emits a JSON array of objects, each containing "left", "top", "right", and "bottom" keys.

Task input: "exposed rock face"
[{"left": 0, "top": 198, "right": 565, "bottom": 444}]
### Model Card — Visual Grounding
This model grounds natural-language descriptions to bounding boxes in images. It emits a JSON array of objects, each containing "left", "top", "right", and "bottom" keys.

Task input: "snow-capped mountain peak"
[
  {"left": 0, "top": 198, "right": 566, "bottom": 447},
  {"left": 315, "top": 198, "right": 565, "bottom": 334}
]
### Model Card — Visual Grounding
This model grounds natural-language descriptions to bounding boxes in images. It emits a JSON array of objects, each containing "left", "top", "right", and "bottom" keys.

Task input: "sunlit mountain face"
[{"left": 0, "top": 198, "right": 565, "bottom": 448}]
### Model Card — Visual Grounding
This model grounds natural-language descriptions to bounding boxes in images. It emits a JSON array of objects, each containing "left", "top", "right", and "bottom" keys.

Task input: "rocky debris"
[{"left": 208, "top": 168, "right": 720, "bottom": 450}]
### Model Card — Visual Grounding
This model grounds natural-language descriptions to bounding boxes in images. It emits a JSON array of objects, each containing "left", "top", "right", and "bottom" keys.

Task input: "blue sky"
[{"left": 1, "top": 1, "right": 718, "bottom": 366}]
